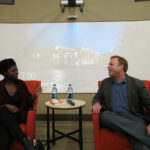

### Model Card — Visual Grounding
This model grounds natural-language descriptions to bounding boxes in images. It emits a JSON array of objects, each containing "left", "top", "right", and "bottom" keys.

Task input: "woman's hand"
[
  {"left": 4, "top": 104, "right": 20, "bottom": 113},
  {"left": 33, "top": 86, "right": 42, "bottom": 97}
]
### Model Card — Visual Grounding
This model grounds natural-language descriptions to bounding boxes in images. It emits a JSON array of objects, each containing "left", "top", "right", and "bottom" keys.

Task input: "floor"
[{"left": 36, "top": 121, "right": 95, "bottom": 150}]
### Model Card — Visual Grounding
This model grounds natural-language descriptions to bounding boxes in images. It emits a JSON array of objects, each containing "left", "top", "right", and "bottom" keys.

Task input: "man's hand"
[
  {"left": 4, "top": 104, "right": 20, "bottom": 113},
  {"left": 147, "top": 124, "right": 150, "bottom": 136},
  {"left": 33, "top": 86, "right": 42, "bottom": 97},
  {"left": 91, "top": 103, "right": 102, "bottom": 114}
]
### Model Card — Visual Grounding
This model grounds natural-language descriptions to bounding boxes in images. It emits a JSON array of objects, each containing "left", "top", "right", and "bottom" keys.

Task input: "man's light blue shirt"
[{"left": 112, "top": 76, "right": 131, "bottom": 113}]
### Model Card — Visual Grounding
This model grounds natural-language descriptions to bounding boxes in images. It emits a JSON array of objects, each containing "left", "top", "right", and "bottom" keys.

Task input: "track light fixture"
[{"left": 60, "top": 0, "right": 84, "bottom": 13}]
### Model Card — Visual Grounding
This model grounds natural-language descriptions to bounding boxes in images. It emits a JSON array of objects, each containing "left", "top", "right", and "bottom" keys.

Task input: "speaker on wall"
[
  {"left": 68, "top": 0, "right": 76, "bottom": 6},
  {"left": 0, "top": 0, "right": 14, "bottom": 5}
]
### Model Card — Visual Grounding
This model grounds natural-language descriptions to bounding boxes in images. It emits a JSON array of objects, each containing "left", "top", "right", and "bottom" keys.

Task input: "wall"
[
  {"left": 37, "top": 93, "right": 95, "bottom": 115},
  {"left": 1, "top": 0, "right": 150, "bottom": 117},
  {"left": 0, "top": 0, "right": 150, "bottom": 23}
]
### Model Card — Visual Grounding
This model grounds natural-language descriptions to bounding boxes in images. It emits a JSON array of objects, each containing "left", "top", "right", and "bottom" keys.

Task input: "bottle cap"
[
  {"left": 69, "top": 84, "right": 72, "bottom": 86},
  {"left": 53, "top": 84, "right": 56, "bottom": 86}
]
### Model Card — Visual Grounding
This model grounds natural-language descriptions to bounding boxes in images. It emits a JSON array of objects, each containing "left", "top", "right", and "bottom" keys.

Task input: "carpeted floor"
[{"left": 36, "top": 121, "right": 95, "bottom": 150}]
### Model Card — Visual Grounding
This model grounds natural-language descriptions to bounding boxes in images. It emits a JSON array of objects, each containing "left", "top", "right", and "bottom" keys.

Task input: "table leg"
[
  {"left": 52, "top": 108, "right": 56, "bottom": 145},
  {"left": 47, "top": 107, "right": 50, "bottom": 150},
  {"left": 79, "top": 107, "right": 83, "bottom": 150}
]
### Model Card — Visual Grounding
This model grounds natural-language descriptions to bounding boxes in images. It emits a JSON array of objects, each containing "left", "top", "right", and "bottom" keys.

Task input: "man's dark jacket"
[
  {"left": 92, "top": 75, "right": 150, "bottom": 122},
  {"left": 0, "top": 79, "right": 34, "bottom": 122}
]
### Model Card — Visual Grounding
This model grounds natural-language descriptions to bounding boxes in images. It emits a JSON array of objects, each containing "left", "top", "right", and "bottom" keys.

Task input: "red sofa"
[
  {"left": 10, "top": 80, "right": 41, "bottom": 150},
  {"left": 92, "top": 80, "right": 150, "bottom": 150}
]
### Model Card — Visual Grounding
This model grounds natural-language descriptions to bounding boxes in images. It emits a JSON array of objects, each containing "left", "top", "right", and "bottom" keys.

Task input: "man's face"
[
  {"left": 6, "top": 65, "right": 18, "bottom": 79},
  {"left": 107, "top": 58, "right": 123, "bottom": 77}
]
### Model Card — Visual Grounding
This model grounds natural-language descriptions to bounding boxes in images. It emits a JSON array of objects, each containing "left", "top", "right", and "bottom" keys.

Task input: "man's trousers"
[{"left": 100, "top": 111, "right": 150, "bottom": 150}]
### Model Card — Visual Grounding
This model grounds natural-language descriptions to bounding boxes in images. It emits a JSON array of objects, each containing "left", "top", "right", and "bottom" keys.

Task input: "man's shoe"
[{"left": 21, "top": 137, "right": 34, "bottom": 150}]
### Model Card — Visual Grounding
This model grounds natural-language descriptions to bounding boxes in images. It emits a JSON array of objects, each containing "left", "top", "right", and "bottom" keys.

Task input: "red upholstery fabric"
[
  {"left": 144, "top": 80, "right": 150, "bottom": 92},
  {"left": 10, "top": 80, "right": 41, "bottom": 150},
  {"left": 93, "top": 80, "right": 150, "bottom": 150}
]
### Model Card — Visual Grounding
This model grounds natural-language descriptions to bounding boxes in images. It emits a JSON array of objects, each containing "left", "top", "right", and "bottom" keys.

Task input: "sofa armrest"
[{"left": 92, "top": 112, "right": 101, "bottom": 150}]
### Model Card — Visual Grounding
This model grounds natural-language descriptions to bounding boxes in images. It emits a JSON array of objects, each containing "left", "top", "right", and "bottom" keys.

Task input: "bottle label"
[
  {"left": 68, "top": 93, "right": 73, "bottom": 100},
  {"left": 52, "top": 93, "right": 57, "bottom": 99}
]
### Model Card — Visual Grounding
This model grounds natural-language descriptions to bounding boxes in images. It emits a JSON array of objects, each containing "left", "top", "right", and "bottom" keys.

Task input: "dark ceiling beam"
[{"left": 135, "top": 0, "right": 150, "bottom": 2}]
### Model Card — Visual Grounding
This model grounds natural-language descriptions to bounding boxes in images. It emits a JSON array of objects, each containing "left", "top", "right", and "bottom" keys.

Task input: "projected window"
[{"left": 0, "top": 21, "right": 150, "bottom": 92}]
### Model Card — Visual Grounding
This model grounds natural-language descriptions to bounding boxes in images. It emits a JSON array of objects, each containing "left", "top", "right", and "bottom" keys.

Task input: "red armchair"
[
  {"left": 92, "top": 80, "right": 150, "bottom": 150},
  {"left": 10, "top": 80, "right": 41, "bottom": 150}
]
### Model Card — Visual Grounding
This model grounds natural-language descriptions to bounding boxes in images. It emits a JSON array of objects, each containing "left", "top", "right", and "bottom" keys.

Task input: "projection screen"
[{"left": 0, "top": 21, "right": 150, "bottom": 93}]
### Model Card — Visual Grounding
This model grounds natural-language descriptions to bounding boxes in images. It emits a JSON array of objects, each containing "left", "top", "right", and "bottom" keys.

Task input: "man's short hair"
[{"left": 111, "top": 55, "right": 128, "bottom": 72}]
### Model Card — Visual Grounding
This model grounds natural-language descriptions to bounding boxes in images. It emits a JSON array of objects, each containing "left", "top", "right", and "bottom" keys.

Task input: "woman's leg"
[
  {"left": 0, "top": 125, "right": 13, "bottom": 150},
  {"left": 0, "top": 107, "right": 26, "bottom": 141},
  {"left": 0, "top": 107, "right": 34, "bottom": 150}
]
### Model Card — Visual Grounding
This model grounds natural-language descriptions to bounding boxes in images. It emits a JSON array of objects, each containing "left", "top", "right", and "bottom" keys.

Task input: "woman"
[{"left": 0, "top": 58, "right": 42, "bottom": 150}]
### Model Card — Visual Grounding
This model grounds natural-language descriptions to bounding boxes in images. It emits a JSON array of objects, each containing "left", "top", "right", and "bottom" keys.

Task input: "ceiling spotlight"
[{"left": 60, "top": 0, "right": 84, "bottom": 13}]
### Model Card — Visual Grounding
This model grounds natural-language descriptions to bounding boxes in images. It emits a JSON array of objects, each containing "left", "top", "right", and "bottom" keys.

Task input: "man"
[{"left": 91, "top": 55, "right": 150, "bottom": 150}]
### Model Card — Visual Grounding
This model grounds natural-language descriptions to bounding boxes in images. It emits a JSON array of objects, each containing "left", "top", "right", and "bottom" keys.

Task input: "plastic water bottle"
[
  {"left": 68, "top": 84, "right": 73, "bottom": 100},
  {"left": 52, "top": 84, "right": 57, "bottom": 100}
]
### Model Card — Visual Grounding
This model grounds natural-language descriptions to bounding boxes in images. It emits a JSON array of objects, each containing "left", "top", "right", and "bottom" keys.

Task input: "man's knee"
[
  {"left": 100, "top": 111, "right": 115, "bottom": 127},
  {"left": 101, "top": 111, "right": 113, "bottom": 122},
  {"left": 100, "top": 111, "right": 124, "bottom": 133}
]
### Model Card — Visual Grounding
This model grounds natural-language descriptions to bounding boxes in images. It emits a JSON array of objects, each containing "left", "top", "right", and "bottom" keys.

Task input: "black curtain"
[{"left": 0, "top": 0, "right": 14, "bottom": 5}]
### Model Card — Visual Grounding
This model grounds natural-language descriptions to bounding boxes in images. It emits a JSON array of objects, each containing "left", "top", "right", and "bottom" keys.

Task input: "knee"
[
  {"left": 0, "top": 107, "right": 10, "bottom": 117},
  {"left": 0, "top": 106, "right": 9, "bottom": 112},
  {"left": 101, "top": 111, "right": 111, "bottom": 121},
  {"left": 100, "top": 111, "right": 114, "bottom": 125}
]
